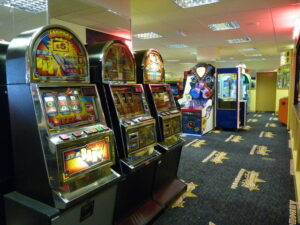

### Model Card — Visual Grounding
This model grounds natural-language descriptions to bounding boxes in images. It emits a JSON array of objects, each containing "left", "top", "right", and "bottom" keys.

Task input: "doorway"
[{"left": 256, "top": 72, "right": 277, "bottom": 112}]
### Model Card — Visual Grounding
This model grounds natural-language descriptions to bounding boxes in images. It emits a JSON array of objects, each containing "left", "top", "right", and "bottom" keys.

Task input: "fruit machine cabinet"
[
  {"left": 216, "top": 67, "right": 247, "bottom": 130},
  {"left": 0, "top": 42, "right": 15, "bottom": 225},
  {"left": 88, "top": 40, "right": 162, "bottom": 225},
  {"left": 135, "top": 49, "right": 187, "bottom": 207},
  {"left": 179, "top": 63, "right": 215, "bottom": 135},
  {"left": 4, "top": 25, "right": 121, "bottom": 225}
]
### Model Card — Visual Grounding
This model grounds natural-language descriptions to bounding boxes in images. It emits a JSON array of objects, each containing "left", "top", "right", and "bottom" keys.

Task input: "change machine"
[
  {"left": 135, "top": 49, "right": 186, "bottom": 206},
  {"left": 88, "top": 41, "right": 162, "bottom": 225},
  {"left": 216, "top": 67, "right": 247, "bottom": 129},
  {"left": 5, "top": 25, "right": 120, "bottom": 225}
]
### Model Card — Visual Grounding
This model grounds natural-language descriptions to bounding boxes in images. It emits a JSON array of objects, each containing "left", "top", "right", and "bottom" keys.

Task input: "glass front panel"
[
  {"left": 218, "top": 73, "right": 237, "bottom": 109},
  {"left": 144, "top": 50, "right": 164, "bottom": 83},
  {"left": 151, "top": 86, "right": 175, "bottom": 112},
  {"left": 40, "top": 86, "right": 100, "bottom": 131},
  {"left": 111, "top": 85, "right": 145, "bottom": 119},
  {"left": 63, "top": 137, "right": 110, "bottom": 181},
  {"left": 104, "top": 43, "right": 135, "bottom": 82},
  {"left": 32, "top": 28, "right": 88, "bottom": 82}
]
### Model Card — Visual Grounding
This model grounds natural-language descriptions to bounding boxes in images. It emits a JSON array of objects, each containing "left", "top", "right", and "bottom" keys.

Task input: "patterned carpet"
[{"left": 152, "top": 112, "right": 297, "bottom": 225}]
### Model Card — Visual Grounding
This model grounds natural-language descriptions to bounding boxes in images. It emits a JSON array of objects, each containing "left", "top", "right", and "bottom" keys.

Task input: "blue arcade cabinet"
[{"left": 216, "top": 67, "right": 247, "bottom": 130}]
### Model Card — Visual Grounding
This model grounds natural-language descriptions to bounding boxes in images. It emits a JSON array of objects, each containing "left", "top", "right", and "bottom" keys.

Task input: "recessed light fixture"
[
  {"left": 208, "top": 21, "right": 240, "bottom": 31},
  {"left": 108, "top": 9, "right": 120, "bottom": 15},
  {"left": 244, "top": 54, "right": 262, "bottom": 57},
  {"left": 227, "top": 37, "right": 252, "bottom": 44},
  {"left": 244, "top": 58, "right": 266, "bottom": 61},
  {"left": 171, "top": 0, "right": 219, "bottom": 8},
  {"left": 240, "top": 48, "right": 257, "bottom": 51},
  {"left": 166, "top": 59, "right": 180, "bottom": 62},
  {"left": 168, "top": 44, "right": 188, "bottom": 48},
  {"left": 190, "top": 51, "right": 198, "bottom": 55},
  {"left": 133, "top": 32, "right": 162, "bottom": 39},
  {"left": 0, "top": 0, "right": 47, "bottom": 13}
]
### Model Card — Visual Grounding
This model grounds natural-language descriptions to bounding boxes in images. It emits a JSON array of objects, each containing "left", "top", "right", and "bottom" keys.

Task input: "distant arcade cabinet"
[
  {"left": 242, "top": 73, "right": 252, "bottom": 113},
  {"left": 278, "top": 97, "right": 288, "bottom": 125},
  {"left": 135, "top": 49, "right": 186, "bottom": 207},
  {"left": 179, "top": 63, "right": 215, "bottom": 135},
  {"left": 0, "top": 42, "right": 14, "bottom": 225},
  {"left": 216, "top": 67, "right": 247, "bottom": 129},
  {"left": 5, "top": 25, "right": 120, "bottom": 225},
  {"left": 88, "top": 40, "right": 162, "bottom": 225}
]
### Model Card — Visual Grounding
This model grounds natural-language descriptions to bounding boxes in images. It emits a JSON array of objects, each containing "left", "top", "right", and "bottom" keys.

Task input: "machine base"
[
  {"left": 5, "top": 183, "right": 118, "bottom": 225},
  {"left": 118, "top": 199, "right": 162, "bottom": 225}
]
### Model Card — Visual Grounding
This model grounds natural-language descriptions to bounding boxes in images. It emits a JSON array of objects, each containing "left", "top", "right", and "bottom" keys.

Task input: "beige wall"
[
  {"left": 249, "top": 89, "right": 256, "bottom": 112},
  {"left": 256, "top": 72, "right": 277, "bottom": 112}
]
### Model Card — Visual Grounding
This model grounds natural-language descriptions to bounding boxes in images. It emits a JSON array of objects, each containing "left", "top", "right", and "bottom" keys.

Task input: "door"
[{"left": 256, "top": 72, "right": 277, "bottom": 112}]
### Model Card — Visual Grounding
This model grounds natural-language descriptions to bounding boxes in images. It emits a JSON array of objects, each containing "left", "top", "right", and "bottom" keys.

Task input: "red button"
[{"left": 72, "top": 132, "right": 82, "bottom": 137}]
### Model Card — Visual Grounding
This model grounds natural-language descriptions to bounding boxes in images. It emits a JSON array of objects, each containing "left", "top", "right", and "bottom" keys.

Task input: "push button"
[
  {"left": 96, "top": 126, "right": 104, "bottom": 132},
  {"left": 59, "top": 134, "right": 70, "bottom": 140},
  {"left": 72, "top": 131, "right": 82, "bottom": 137}
]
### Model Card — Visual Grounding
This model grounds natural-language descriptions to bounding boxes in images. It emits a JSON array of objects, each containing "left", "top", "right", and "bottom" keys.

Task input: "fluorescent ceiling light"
[
  {"left": 0, "top": 0, "right": 47, "bottom": 13},
  {"left": 189, "top": 51, "right": 198, "bottom": 55},
  {"left": 227, "top": 37, "right": 252, "bottom": 44},
  {"left": 208, "top": 21, "right": 240, "bottom": 31},
  {"left": 244, "top": 58, "right": 266, "bottom": 61},
  {"left": 171, "top": 0, "right": 219, "bottom": 8},
  {"left": 240, "top": 48, "right": 257, "bottom": 51},
  {"left": 168, "top": 44, "right": 188, "bottom": 48},
  {"left": 244, "top": 54, "right": 262, "bottom": 57},
  {"left": 166, "top": 59, "right": 180, "bottom": 62},
  {"left": 133, "top": 32, "right": 162, "bottom": 39}
]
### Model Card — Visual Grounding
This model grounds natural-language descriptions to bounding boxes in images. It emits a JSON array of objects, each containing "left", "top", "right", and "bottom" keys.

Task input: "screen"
[
  {"left": 103, "top": 43, "right": 135, "bottom": 82},
  {"left": 217, "top": 73, "right": 237, "bottom": 109},
  {"left": 151, "top": 86, "right": 173, "bottom": 112},
  {"left": 170, "top": 85, "right": 179, "bottom": 95},
  {"left": 63, "top": 138, "right": 110, "bottom": 180},
  {"left": 111, "top": 86, "right": 145, "bottom": 119},
  {"left": 41, "top": 87, "right": 100, "bottom": 131},
  {"left": 144, "top": 50, "right": 164, "bottom": 83},
  {"left": 32, "top": 28, "right": 88, "bottom": 82}
]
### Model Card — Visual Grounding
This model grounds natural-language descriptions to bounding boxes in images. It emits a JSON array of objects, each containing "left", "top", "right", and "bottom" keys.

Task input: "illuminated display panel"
[
  {"left": 111, "top": 86, "right": 145, "bottom": 119},
  {"left": 103, "top": 43, "right": 135, "bottom": 82},
  {"left": 144, "top": 50, "right": 164, "bottom": 83},
  {"left": 217, "top": 73, "right": 237, "bottom": 109},
  {"left": 63, "top": 138, "right": 110, "bottom": 181},
  {"left": 151, "top": 86, "right": 173, "bottom": 112},
  {"left": 32, "top": 28, "right": 88, "bottom": 82},
  {"left": 41, "top": 86, "right": 100, "bottom": 131}
]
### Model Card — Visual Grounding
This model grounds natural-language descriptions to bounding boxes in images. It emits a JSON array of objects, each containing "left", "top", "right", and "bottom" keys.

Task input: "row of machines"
[{"left": 2, "top": 25, "right": 186, "bottom": 225}]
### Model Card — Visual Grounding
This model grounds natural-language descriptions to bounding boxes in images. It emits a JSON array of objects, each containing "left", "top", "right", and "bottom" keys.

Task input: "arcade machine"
[
  {"left": 135, "top": 49, "right": 186, "bottom": 207},
  {"left": 0, "top": 42, "right": 14, "bottom": 225},
  {"left": 88, "top": 40, "right": 162, "bottom": 225},
  {"left": 216, "top": 67, "right": 247, "bottom": 129},
  {"left": 4, "top": 25, "right": 120, "bottom": 225},
  {"left": 178, "top": 63, "right": 215, "bottom": 135}
]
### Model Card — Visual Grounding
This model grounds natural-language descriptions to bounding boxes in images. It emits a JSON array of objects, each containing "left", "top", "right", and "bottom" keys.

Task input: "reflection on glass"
[
  {"left": 217, "top": 73, "right": 237, "bottom": 109},
  {"left": 151, "top": 86, "right": 174, "bottom": 112}
]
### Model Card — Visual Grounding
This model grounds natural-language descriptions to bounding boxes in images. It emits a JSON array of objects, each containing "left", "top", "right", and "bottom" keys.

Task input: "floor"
[{"left": 152, "top": 112, "right": 297, "bottom": 225}]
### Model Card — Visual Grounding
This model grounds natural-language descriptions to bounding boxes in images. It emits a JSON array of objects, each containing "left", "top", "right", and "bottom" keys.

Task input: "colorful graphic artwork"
[
  {"left": 104, "top": 43, "right": 135, "bottom": 81},
  {"left": 151, "top": 86, "right": 172, "bottom": 112},
  {"left": 41, "top": 87, "right": 99, "bottom": 131},
  {"left": 112, "top": 86, "right": 145, "bottom": 119},
  {"left": 33, "top": 28, "right": 88, "bottom": 81},
  {"left": 144, "top": 50, "right": 164, "bottom": 83},
  {"left": 63, "top": 138, "right": 110, "bottom": 180}
]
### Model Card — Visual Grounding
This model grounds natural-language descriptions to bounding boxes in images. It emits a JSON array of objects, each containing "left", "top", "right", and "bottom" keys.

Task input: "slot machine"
[
  {"left": 4, "top": 25, "right": 120, "bottom": 225},
  {"left": 216, "top": 67, "right": 247, "bottom": 129},
  {"left": 88, "top": 41, "right": 162, "bottom": 225},
  {"left": 0, "top": 42, "right": 14, "bottom": 225},
  {"left": 135, "top": 49, "right": 186, "bottom": 206}
]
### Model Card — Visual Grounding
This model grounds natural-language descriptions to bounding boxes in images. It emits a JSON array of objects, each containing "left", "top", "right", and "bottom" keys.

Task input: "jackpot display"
[
  {"left": 135, "top": 48, "right": 186, "bottom": 207},
  {"left": 5, "top": 25, "right": 120, "bottom": 225}
]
